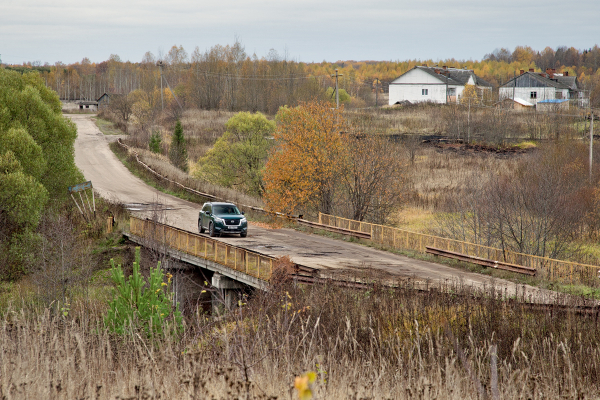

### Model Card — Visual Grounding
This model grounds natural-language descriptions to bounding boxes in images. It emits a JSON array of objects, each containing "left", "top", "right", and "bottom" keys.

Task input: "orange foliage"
[{"left": 263, "top": 102, "right": 349, "bottom": 215}]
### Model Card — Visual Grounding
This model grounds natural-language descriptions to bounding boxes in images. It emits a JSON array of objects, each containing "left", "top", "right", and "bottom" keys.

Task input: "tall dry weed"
[{"left": 2, "top": 277, "right": 599, "bottom": 399}]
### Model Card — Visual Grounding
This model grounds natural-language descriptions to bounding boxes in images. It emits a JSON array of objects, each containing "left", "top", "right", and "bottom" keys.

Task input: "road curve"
[{"left": 71, "top": 114, "right": 560, "bottom": 301}]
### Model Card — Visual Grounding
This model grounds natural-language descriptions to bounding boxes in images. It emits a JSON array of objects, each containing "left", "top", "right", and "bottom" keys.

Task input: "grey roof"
[
  {"left": 398, "top": 66, "right": 493, "bottom": 87},
  {"left": 554, "top": 75, "right": 578, "bottom": 90},
  {"left": 501, "top": 72, "right": 579, "bottom": 91}
]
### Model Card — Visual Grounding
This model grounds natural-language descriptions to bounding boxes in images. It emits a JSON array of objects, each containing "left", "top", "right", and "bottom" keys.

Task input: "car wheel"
[
  {"left": 209, "top": 222, "right": 216, "bottom": 237},
  {"left": 199, "top": 220, "right": 205, "bottom": 234},
  {"left": 240, "top": 231, "right": 247, "bottom": 238}
]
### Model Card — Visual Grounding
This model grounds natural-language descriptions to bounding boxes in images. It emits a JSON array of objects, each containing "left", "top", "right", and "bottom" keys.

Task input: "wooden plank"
[{"left": 426, "top": 246, "right": 536, "bottom": 276}]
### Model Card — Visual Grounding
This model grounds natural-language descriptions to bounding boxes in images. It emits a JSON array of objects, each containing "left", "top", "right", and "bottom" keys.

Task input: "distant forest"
[{"left": 5, "top": 43, "right": 600, "bottom": 112}]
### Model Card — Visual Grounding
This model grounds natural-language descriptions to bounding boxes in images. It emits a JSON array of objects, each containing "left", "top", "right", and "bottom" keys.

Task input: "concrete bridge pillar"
[{"left": 211, "top": 273, "right": 245, "bottom": 314}]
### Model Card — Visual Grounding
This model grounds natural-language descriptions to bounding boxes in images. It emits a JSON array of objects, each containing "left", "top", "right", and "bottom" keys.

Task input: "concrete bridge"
[{"left": 125, "top": 216, "right": 318, "bottom": 311}]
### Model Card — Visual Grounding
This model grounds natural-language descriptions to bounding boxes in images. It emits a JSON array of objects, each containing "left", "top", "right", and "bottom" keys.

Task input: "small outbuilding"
[
  {"left": 496, "top": 97, "right": 534, "bottom": 111},
  {"left": 536, "top": 99, "right": 570, "bottom": 112},
  {"left": 77, "top": 100, "right": 98, "bottom": 112}
]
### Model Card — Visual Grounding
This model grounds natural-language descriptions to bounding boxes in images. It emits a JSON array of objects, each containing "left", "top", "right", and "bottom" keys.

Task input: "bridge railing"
[
  {"left": 130, "top": 217, "right": 273, "bottom": 282},
  {"left": 319, "top": 213, "right": 600, "bottom": 286}
]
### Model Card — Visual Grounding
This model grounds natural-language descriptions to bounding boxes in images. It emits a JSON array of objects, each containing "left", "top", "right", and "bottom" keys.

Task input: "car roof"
[{"left": 203, "top": 202, "right": 238, "bottom": 207}]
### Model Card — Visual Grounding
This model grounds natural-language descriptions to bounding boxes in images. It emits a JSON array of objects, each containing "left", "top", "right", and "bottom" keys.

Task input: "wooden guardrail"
[
  {"left": 129, "top": 216, "right": 317, "bottom": 283},
  {"left": 297, "top": 218, "right": 371, "bottom": 239},
  {"left": 426, "top": 246, "right": 536, "bottom": 276},
  {"left": 319, "top": 213, "right": 600, "bottom": 286}
]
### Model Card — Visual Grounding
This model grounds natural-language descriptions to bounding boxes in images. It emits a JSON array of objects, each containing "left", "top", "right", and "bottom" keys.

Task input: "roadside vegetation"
[{"left": 2, "top": 273, "right": 600, "bottom": 399}]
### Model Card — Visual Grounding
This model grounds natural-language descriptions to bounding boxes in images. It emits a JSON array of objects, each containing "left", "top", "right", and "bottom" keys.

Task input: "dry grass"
[
  {"left": 405, "top": 146, "right": 520, "bottom": 210},
  {"left": 179, "top": 109, "right": 237, "bottom": 161},
  {"left": 1, "top": 277, "right": 599, "bottom": 399}
]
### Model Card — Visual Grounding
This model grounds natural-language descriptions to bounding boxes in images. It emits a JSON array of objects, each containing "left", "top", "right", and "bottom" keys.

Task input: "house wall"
[{"left": 389, "top": 69, "right": 461, "bottom": 105}]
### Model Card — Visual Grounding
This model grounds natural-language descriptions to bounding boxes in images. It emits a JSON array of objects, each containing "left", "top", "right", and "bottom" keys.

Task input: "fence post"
[{"left": 319, "top": 212, "right": 322, "bottom": 225}]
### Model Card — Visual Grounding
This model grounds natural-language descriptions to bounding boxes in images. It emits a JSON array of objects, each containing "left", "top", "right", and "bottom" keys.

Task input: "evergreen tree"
[
  {"left": 169, "top": 120, "right": 188, "bottom": 172},
  {"left": 149, "top": 131, "right": 162, "bottom": 154}
]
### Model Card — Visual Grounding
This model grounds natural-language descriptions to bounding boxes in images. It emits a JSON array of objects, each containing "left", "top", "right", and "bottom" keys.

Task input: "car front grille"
[{"left": 225, "top": 219, "right": 241, "bottom": 226}]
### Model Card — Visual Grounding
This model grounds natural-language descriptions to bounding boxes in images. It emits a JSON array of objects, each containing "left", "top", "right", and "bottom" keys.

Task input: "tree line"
[{"left": 7, "top": 43, "right": 600, "bottom": 113}]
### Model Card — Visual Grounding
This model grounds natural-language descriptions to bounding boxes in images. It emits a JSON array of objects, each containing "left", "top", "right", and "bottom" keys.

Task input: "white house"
[
  {"left": 499, "top": 69, "right": 585, "bottom": 107},
  {"left": 388, "top": 66, "right": 492, "bottom": 105}
]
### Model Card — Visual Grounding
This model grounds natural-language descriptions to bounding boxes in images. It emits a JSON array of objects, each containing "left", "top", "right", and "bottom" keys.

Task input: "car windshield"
[{"left": 213, "top": 205, "right": 241, "bottom": 215}]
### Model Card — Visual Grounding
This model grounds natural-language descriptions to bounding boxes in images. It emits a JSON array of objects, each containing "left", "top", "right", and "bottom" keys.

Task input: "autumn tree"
[
  {"left": 460, "top": 84, "right": 479, "bottom": 104},
  {"left": 263, "top": 101, "right": 348, "bottom": 215},
  {"left": 341, "top": 134, "right": 406, "bottom": 223},
  {"left": 197, "top": 112, "right": 275, "bottom": 196}
]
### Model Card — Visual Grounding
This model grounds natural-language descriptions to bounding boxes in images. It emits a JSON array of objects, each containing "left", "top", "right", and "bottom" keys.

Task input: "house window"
[
  {"left": 530, "top": 92, "right": 537, "bottom": 99},
  {"left": 556, "top": 91, "right": 563, "bottom": 99},
  {"left": 422, "top": 89, "right": 428, "bottom": 95}
]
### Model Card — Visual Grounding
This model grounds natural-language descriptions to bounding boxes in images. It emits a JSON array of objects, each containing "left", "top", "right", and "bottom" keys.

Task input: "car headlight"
[
  {"left": 214, "top": 217, "right": 225, "bottom": 224},
  {"left": 240, "top": 217, "right": 247, "bottom": 223}
]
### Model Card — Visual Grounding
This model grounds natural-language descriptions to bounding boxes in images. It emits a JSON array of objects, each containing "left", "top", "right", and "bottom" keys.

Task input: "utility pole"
[
  {"left": 374, "top": 78, "right": 380, "bottom": 107},
  {"left": 467, "top": 97, "right": 471, "bottom": 143},
  {"left": 590, "top": 111, "right": 594, "bottom": 183},
  {"left": 512, "top": 71, "right": 516, "bottom": 101},
  {"left": 157, "top": 60, "right": 164, "bottom": 112},
  {"left": 331, "top": 69, "right": 343, "bottom": 108}
]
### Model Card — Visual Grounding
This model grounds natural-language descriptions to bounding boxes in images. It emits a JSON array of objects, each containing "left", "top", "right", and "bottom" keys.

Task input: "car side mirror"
[{"left": 242, "top": 211, "right": 245, "bottom": 215}]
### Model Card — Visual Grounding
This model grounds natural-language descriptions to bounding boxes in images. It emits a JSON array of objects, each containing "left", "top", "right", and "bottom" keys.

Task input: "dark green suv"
[{"left": 198, "top": 202, "right": 248, "bottom": 237}]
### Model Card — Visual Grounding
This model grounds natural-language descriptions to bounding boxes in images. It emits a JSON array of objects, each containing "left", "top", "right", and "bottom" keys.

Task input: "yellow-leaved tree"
[
  {"left": 460, "top": 84, "right": 479, "bottom": 105},
  {"left": 263, "top": 101, "right": 348, "bottom": 215}
]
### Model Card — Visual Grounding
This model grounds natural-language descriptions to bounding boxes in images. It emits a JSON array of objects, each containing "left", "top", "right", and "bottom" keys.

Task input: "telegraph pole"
[
  {"left": 331, "top": 69, "right": 344, "bottom": 108},
  {"left": 374, "top": 78, "right": 380, "bottom": 107},
  {"left": 590, "top": 111, "right": 594, "bottom": 183},
  {"left": 157, "top": 60, "right": 164, "bottom": 112}
]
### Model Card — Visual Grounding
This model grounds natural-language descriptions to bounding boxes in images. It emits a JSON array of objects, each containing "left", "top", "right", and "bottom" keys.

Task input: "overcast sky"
[{"left": 2, "top": 0, "right": 599, "bottom": 66}]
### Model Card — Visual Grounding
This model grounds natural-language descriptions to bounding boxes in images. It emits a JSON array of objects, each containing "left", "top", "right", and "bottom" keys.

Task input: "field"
[{"left": 2, "top": 275, "right": 600, "bottom": 399}]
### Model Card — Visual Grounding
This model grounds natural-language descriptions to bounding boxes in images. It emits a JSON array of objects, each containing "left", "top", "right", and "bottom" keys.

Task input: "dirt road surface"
[{"left": 70, "top": 114, "right": 561, "bottom": 302}]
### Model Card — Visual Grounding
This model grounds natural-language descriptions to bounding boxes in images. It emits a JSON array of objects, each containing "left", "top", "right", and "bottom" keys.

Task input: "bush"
[
  {"left": 169, "top": 119, "right": 188, "bottom": 172},
  {"left": 149, "top": 131, "right": 162, "bottom": 154},
  {"left": 104, "top": 247, "right": 183, "bottom": 338}
]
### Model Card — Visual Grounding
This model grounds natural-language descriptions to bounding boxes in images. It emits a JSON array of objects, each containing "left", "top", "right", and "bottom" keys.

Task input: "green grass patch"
[{"left": 94, "top": 117, "right": 124, "bottom": 135}]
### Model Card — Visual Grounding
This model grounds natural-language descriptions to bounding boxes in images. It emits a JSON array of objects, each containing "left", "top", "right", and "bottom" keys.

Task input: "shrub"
[
  {"left": 104, "top": 247, "right": 183, "bottom": 338},
  {"left": 169, "top": 119, "right": 188, "bottom": 172},
  {"left": 149, "top": 131, "right": 162, "bottom": 154}
]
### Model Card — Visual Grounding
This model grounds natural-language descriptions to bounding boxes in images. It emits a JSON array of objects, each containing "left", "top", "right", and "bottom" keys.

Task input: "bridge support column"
[{"left": 211, "top": 273, "right": 245, "bottom": 314}]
